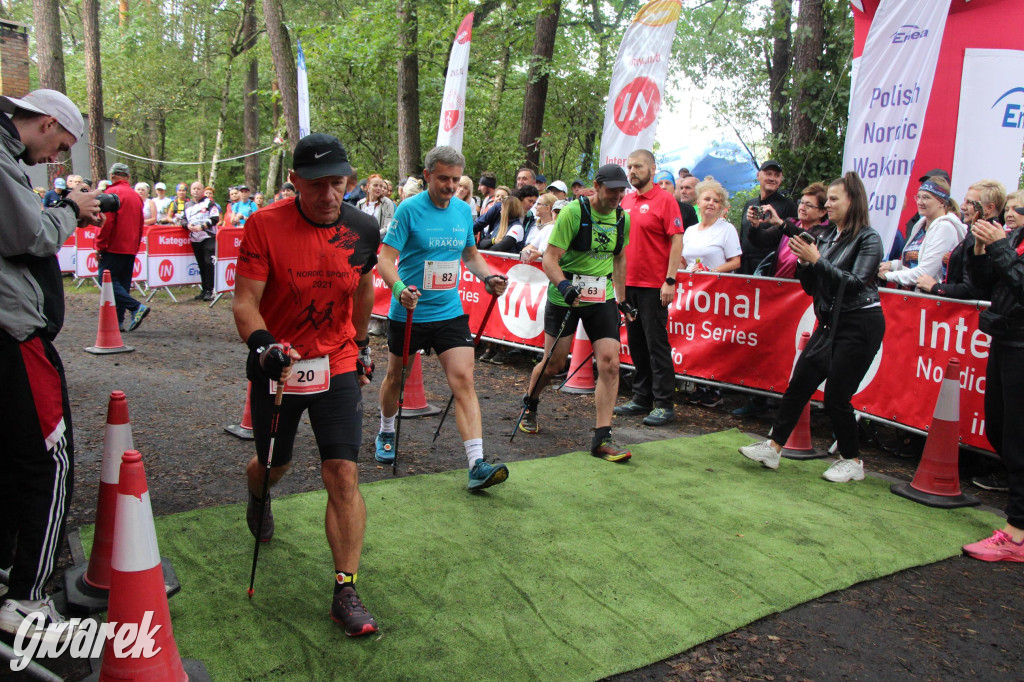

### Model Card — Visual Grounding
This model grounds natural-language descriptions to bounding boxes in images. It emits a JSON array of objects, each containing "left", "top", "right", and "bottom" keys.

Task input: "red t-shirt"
[
  {"left": 236, "top": 198, "right": 380, "bottom": 376},
  {"left": 96, "top": 179, "right": 145, "bottom": 254},
  {"left": 621, "top": 184, "right": 685, "bottom": 287}
]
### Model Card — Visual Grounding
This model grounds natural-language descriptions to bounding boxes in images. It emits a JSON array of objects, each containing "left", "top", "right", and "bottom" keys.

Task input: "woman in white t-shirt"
[
  {"left": 681, "top": 177, "right": 742, "bottom": 407},
  {"left": 682, "top": 177, "right": 742, "bottom": 273},
  {"left": 520, "top": 193, "right": 558, "bottom": 262}
]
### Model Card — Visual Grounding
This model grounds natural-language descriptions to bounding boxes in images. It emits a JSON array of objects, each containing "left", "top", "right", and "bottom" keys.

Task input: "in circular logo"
[
  {"left": 613, "top": 77, "right": 662, "bottom": 136},
  {"left": 86, "top": 252, "right": 98, "bottom": 273},
  {"left": 132, "top": 258, "right": 142, "bottom": 277},
  {"left": 158, "top": 259, "right": 174, "bottom": 283},
  {"left": 225, "top": 262, "right": 236, "bottom": 287},
  {"left": 498, "top": 264, "right": 548, "bottom": 340}
]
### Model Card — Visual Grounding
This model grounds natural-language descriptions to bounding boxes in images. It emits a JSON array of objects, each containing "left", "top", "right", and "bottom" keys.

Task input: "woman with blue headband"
[{"left": 878, "top": 177, "right": 965, "bottom": 286}]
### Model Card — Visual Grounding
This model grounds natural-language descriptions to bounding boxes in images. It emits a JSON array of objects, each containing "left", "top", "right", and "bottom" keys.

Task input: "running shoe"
[
  {"left": 591, "top": 437, "right": 631, "bottom": 462},
  {"left": 489, "top": 350, "right": 509, "bottom": 365},
  {"left": 971, "top": 472, "right": 1009, "bottom": 492},
  {"left": 0, "top": 598, "right": 68, "bottom": 641},
  {"left": 731, "top": 398, "right": 768, "bottom": 418},
  {"left": 699, "top": 389, "right": 724, "bottom": 408},
  {"left": 739, "top": 440, "right": 781, "bottom": 470},
  {"left": 468, "top": 459, "right": 509, "bottom": 490},
  {"left": 375, "top": 431, "right": 396, "bottom": 463},
  {"left": 962, "top": 530, "right": 1024, "bottom": 562},
  {"left": 687, "top": 387, "right": 707, "bottom": 405},
  {"left": 479, "top": 347, "right": 496, "bottom": 363},
  {"left": 822, "top": 458, "right": 864, "bottom": 482},
  {"left": 613, "top": 400, "right": 651, "bottom": 416},
  {"left": 330, "top": 586, "right": 379, "bottom": 637},
  {"left": 246, "top": 491, "right": 274, "bottom": 542},
  {"left": 642, "top": 407, "right": 674, "bottom": 426},
  {"left": 126, "top": 304, "right": 150, "bottom": 331},
  {"left": 519, "top": 409, "right": 539, "bottom": 434}
]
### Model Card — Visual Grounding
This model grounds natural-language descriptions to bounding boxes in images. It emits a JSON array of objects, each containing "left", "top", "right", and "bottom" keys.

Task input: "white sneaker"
[
  {"left": 0, "top": 597, "right": 69, "bottom": 642},
  {"left": 739, "top": 440, "right": 781, "bottom": 470},
  {"left": 822, "top": 458, "right": 865, "bottom": 482}
]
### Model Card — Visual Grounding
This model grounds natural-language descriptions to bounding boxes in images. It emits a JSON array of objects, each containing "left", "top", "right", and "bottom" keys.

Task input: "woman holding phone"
[{"left": 739, "top": 172, "right": 884, "bottom": 483}]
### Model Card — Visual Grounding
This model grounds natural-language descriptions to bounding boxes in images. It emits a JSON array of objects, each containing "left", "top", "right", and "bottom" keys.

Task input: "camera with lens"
[
  {"left": 750, "top": 205, "right": 765, "bottom": 220},
  {"left": 59, "top": 187, "right": 121, "bottom": 213}
]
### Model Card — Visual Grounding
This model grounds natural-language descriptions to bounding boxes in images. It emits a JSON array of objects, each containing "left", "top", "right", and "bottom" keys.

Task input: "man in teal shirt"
[{"left": 518, "top": 164, "right": 635, "bottom": 461}]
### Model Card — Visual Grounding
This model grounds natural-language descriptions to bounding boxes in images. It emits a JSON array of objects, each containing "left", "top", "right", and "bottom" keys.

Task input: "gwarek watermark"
[{"left": 9, "top": 611, "right": 162, "bottom": 672}]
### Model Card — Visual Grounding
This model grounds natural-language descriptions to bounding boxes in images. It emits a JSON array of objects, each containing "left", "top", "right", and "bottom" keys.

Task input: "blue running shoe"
[
  {"left": 468, "top": 459, "right": 508, "bottom": 490},
  {"left": 375, "top": 431, "right": 396, "bottom": 463}
]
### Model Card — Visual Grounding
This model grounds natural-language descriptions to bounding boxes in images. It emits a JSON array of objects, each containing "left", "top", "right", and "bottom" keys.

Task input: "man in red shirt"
[
  {"left": 614, "top": 149, "right": 684, "bottom": 426},
  {"left": 95, "top": 163, "right": 149, "bottom": 331},
  {"left": 234, "top": 133, "right": 381, "bottom": 637}
]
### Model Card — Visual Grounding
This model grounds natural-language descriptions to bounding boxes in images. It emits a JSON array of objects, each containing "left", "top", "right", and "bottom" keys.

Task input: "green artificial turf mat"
[{"left": 80, "top": 429, "right": 1001, "bottom": 681}]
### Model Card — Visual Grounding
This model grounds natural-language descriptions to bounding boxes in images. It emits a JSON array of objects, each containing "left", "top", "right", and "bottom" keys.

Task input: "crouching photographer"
[
  {"left": 0, "top": 89, "right": 103, "bottom": 638},
  {"left": 739, "top": 172, "right": 884, "bottom": 484}
]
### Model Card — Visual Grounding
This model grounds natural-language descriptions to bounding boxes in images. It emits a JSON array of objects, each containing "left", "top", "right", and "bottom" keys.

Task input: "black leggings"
[
  {"left": 771, "top": 307, "right": 885, "bottom": 458},
  {"left": 984, "top": 342, "right": 1024, "bottom": 528}
]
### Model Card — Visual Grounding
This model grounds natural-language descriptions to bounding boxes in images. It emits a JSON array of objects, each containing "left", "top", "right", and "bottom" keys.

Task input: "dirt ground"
[{"left": 4, "top": 282, "right": 1021, "bottom": 680}]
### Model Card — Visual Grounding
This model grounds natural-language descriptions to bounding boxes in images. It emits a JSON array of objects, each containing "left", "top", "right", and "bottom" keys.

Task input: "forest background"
[{"left": 4, "top": 0, "right": 854, "bottom": 201}]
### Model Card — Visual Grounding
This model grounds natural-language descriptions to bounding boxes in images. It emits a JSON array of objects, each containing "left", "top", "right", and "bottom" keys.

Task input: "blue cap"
[{"left": 653, "top": 170, "right": 675, "bottom": 187}]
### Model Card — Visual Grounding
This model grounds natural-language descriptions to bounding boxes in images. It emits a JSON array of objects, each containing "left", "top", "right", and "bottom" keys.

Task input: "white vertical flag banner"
[
  {"left": 598, "top": 0, "right": 681, "bottom": 170},
  {"left": 297, "top": 39, "right": 310, "bottom": 139},
  {"left": 436, "top": 13, "right": 474, "bottom": 152},
  {"left": 841, "top": 0, "right": 952, "bottom": 250},
  {"left": 950, "top": 48, "right": 1024, "bottom": 203}
]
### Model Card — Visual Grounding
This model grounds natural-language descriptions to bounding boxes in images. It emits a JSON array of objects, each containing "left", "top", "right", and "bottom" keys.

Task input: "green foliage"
[{"left": 728, "top": 186, "right": 759, "bottom": 228}]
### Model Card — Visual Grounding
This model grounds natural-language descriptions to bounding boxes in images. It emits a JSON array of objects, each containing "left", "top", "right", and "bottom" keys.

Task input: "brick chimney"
[{"left": 0, "top": 20, "right": 30, "bottom": 98}]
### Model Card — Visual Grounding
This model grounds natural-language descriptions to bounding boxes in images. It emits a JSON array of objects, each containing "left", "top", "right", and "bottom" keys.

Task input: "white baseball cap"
[
  {"left": 546, "top": 180, "right": 568, "bottom": 194},
  {"left": 0, "top": 89, "right": 84, "bottom": 142},
  {"left": 552, "top": 199, "right": 568, "bottom": 211},
  {"left": 154, "top": 182, "right": 167, "bottom": 190}
]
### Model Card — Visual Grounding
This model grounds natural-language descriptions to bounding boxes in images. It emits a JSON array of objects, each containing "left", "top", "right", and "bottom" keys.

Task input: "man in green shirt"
[{"left": 517, "top": 164, "right": 636, "bottom": 461}]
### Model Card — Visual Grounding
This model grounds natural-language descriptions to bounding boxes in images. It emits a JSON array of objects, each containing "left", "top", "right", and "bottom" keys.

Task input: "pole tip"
[{"left": 247, "top": 588, "right": 254, "bottom": 599}]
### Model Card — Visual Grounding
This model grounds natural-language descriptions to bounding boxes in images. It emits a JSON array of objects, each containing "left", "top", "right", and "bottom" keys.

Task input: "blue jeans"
[{"left": 97, "top": 252, "right": 140, "bottom": 326}]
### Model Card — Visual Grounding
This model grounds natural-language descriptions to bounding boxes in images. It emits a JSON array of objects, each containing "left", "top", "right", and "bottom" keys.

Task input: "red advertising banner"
[
  {"left": 370, "top": 253, "right": 994, "bottom": 451},
  {"left": 146, "top": 226, "right": 201, "bottom": 288},
  {"left": 132, "top": 226, "right": 149, "bottom": 283},
  {"left": 58, "top": 232, "right": 75, "bottom": 274},
  {"left": 215, "top": 227, "right": 244, "bottom": 294},
  {"left": 75, "top": 226, "right": 99, "bottom": 279}
]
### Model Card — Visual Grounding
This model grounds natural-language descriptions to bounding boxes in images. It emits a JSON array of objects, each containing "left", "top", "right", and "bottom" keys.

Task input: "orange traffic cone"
[
  {"left": 65, "top": 392, "right": 180, "bottom": 614},
  {"left": 401, "top": 352, "right": 441, "bottom": 417},
  {"left": 892, "top": 358, "right": 980, "bottom": 508},
  {"left": 85, "top": 271, "right": 134, "bottom": 355},
  {"left": 560, "top": 322, "right": 595, "bottom": 394},
  {"left": 781, "top": 332, "right": 824, "bottom": 460},
  {"left": 94, "top": 450, "right": 208, "bottom": 681},
  {"left": 224, "top": 382, "right": 255, "bottom": 440}
]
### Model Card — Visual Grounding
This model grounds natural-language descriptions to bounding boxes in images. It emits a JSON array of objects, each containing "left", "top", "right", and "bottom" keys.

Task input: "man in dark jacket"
[
  {"left": 740, "top": 160, "right": 797, "bottom": 274},
  {"left": 0, "top": 89, "right": 102, "bottom": 639}
]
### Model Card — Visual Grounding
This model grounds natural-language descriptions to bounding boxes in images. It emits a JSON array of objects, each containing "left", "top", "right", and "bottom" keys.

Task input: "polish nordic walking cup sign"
[
  {"left": 599, "top": 0, "right": 681, "bottom": 168},
  {"left": 436, "top": 12, "right": 474, "bottom": 152}
]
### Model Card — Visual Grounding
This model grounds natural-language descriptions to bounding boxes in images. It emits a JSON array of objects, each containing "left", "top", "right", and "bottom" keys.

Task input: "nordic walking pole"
[
  {"left": 393, "top": 288, "right": 417, "bottom": 476},
  {"left": 554, "top": 349, "right": 595, "bottom": 391},
  {"left": 510, "top": 305, "right": 575, "bottom": 442},
  {"left": 248, "top": 344, "right": 289, "bottom": 599},
  {"left": 433, "top": 292, "right": 500, "bottom": 442}
]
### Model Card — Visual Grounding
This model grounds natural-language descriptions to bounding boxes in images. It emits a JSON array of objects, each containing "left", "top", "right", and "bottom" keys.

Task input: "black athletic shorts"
[
  {"left": 387, "top": 314, "right": 473, "bottom": 357},
  {"left": 544, "top": 300, "right": 620, "bottom": 342},
  {"left": 250, "top": 371, "right": 363, "bottom": 465}
]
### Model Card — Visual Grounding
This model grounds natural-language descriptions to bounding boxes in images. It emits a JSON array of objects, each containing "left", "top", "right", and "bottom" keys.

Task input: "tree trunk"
[
  {"left": 32, "top": 0, "right": 65, "bottom": 92},
  {"left": 518, "top": 0, "right": 561, "bottom": 170},
  {"left": 396, "top": 0, "right": 421, "bottom": 179},
  {"left": 208, "top": 60, "right": 236, "bottom": 189},
  {"left": 263, "top": 0, "right": 300, "bottom": 150},
  {"left": 489, "top": 42, "right": 510, "bottom": 116},
  {"left": 243, "top": 0, "right": 260, "bottom": 192},
  {"left": 118, "top": 0, "right": 129, "bottom": 27},
  {"left": 82, "top": 0, "right": 106, "bottom": 184},
  {"left": 766, "top": 0, "right": 792, "bottom": 138},
  {"left": 789, "top": 0, "right": 824, "bottom": 150}
]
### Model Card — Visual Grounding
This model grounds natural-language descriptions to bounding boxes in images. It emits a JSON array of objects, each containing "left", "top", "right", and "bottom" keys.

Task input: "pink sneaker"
[{"left": 963, "top": 530, "right": 1024, "bottom": 562}]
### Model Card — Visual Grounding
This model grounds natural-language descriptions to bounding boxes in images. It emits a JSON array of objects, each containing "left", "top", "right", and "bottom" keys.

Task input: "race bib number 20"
[{"left": 270, "top": 356, "right": 330, "bottom": 395}]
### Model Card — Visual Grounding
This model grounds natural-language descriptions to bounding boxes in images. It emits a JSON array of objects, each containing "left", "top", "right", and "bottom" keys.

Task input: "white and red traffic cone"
[
  {"left": 224, "top": 382, "right": 255, "bottom": 440},
  {"left": 400, "top": 352, "right": 441, "bottom": 417},
  {"left": 84, "top": 270, "right": 134, "bottom": 355},
  {"left": 892, "top": 358, "right": 980, "bottom": 508},
  {"left": 781, "top": 332, "right": 824, "bottom": 460},
  {"left": 560, "top": 322, "right": 595, "bottom": 394}
]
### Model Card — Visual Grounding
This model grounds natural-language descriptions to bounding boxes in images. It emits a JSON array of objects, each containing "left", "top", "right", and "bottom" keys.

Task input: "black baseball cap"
[
  {"left": 292, "top": 133, "right": 353, "bottom": 180},
  {"left": 571, "top": 179, "right": 585, "bottom": 187},
  {"left": 594, "top": 164, "right": 629, "bottom": 189},
  {"left": 759, "top": 160, "right": 782, "bottom": 172},
  {"left": 918, "top": 168, "right": 950, "bottom": 183}
]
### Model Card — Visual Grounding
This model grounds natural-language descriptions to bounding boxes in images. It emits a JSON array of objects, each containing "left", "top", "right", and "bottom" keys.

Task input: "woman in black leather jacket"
[
  {"left": 961, "top": 192, "right": 1024, "bottom": 561},
  {"left": 739, "top": 172, "right": 884, "bottom": 483}
]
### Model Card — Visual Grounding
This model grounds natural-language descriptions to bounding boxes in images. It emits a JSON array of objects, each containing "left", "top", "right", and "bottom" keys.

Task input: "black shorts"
[
  {"left": 250, "top": 372, "right": 363, "bottom": 465},
  {"left": 543, "top": 300, "right": 620, "bottom": 342},
  {"left": 387, "top": 314, "right": 473, "bottom": 356}
]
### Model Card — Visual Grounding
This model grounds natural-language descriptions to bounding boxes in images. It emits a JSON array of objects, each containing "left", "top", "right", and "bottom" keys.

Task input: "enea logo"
[
  {"left": 188, "top": 263, "right": 201, "bottom": 277},
  {"left": 633, "top": 0, "right": 681, "bottom": 27},
  {"left": 890, "top": 24, "right": 929, "bottom": 44},
  {"left": 992, "top": 87, "right": 1024, "bottom": 129},
  {"left": 158, "top": 259, "right": 173, "bottom": 282}
]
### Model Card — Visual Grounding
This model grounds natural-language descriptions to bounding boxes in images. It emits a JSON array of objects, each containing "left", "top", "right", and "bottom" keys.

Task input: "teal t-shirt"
[
  {"left": 383, "top": 192, "right": 475, "bottom": 322},
  {"left": 546, "top": 199, "right": 630, "bottom": 306}
]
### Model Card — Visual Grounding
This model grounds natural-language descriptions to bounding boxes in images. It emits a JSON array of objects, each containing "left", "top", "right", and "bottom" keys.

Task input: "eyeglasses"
[
  {"left": 798, "top": 200, "right": 824, "bottom": 210},
  {"left": 1012, "top": 206, "right": 1024, "bottom": 217}
]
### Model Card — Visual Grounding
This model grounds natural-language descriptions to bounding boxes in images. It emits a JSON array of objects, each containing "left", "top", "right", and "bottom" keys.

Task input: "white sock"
[
  {"left": 465, "top": 438, "right": 483, "bottom": 468},
  {"left": 380, "top": 411, "right": 396, "bottom": 434}
]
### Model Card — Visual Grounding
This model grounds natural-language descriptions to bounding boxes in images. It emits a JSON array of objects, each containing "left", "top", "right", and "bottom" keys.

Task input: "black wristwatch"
[{"left": 665, "top": 277, "right": 676, "bottom": 286}]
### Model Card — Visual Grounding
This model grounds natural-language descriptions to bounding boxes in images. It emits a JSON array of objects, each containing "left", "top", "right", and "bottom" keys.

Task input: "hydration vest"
[{"left": 569, "top": 196, "right": 625, "bottom": 255}]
